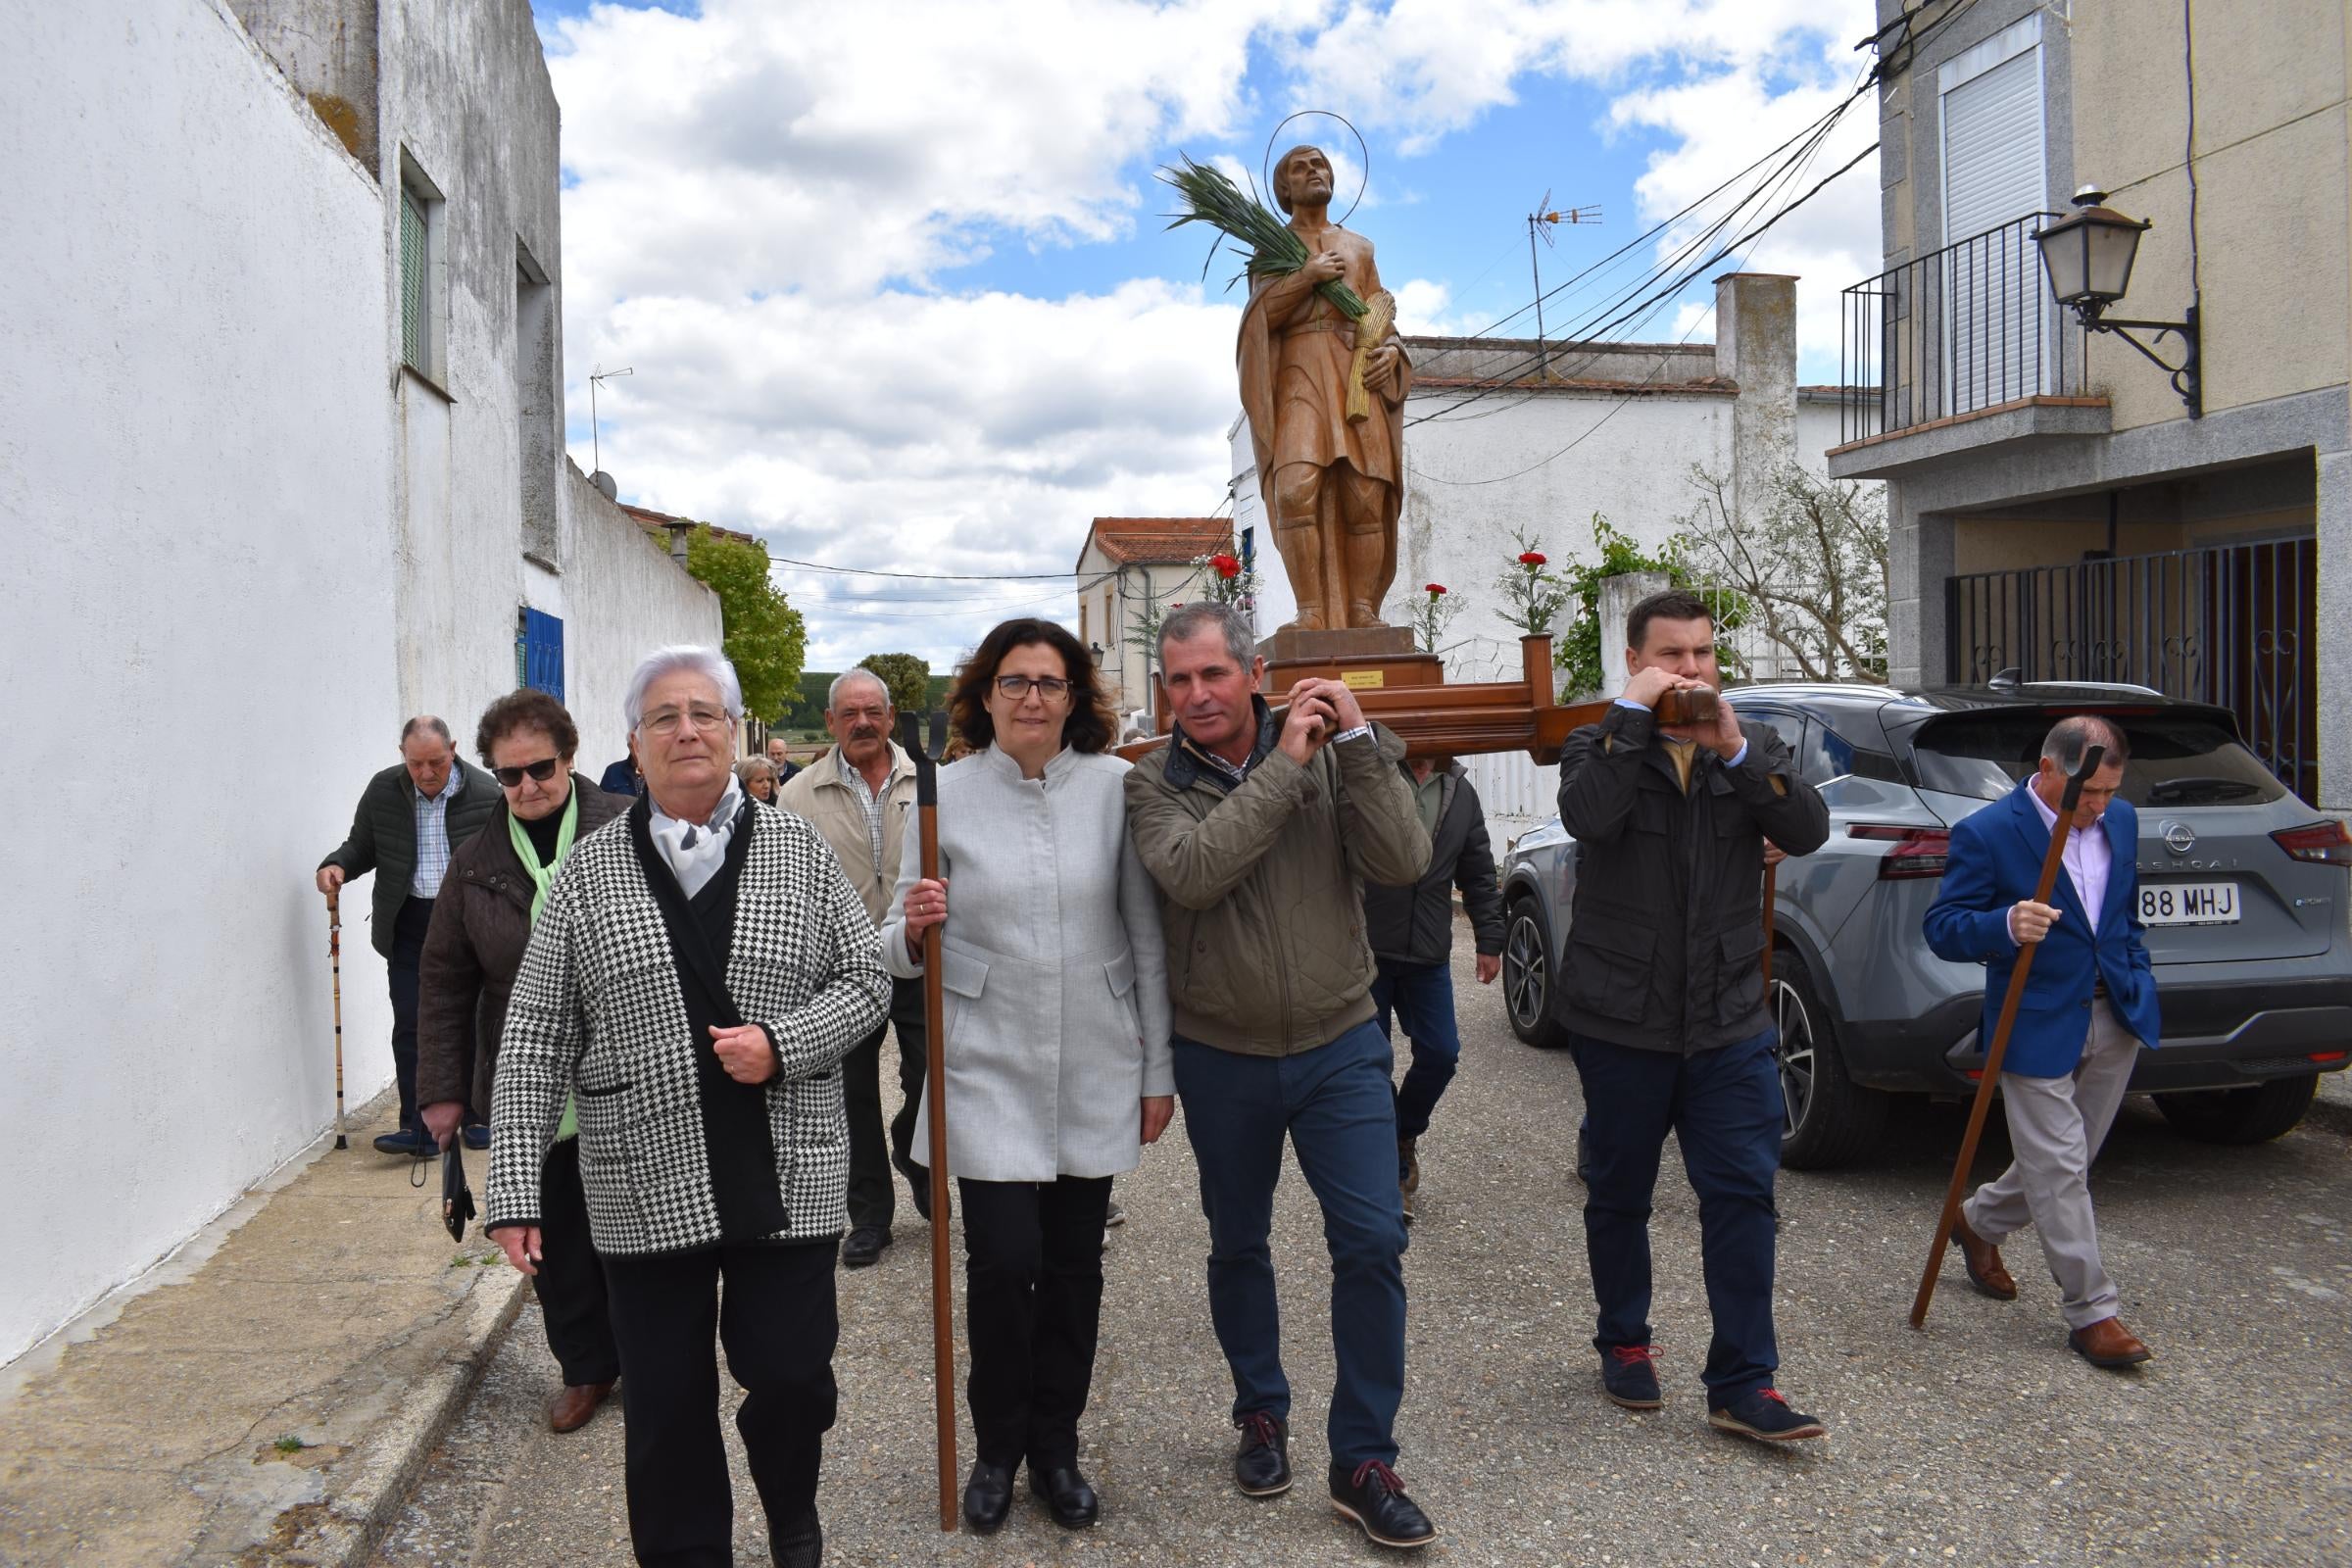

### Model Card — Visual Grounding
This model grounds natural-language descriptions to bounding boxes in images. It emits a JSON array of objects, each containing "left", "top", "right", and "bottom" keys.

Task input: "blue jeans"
[
  {"left": 1172, "top": 1021, "right": 1409, "bottom": 1466},
  {"left": 1571, "top": 1027, "right": 1783, "bottom": 1404},
  {"left": 1370, "top": 959, "right": 1461, "bottom": 1141}
]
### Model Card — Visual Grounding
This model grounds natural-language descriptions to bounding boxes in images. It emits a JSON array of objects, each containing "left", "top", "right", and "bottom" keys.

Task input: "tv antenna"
[
  {"left": 1527, "top": 194, "right": 1601, "bottom": 380},
  {"left": 589, "top": 365, "right": 634, "bottom": 478}
]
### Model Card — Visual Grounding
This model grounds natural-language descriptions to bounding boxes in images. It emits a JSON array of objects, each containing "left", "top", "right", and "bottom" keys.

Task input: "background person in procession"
[
  {"left": 776, "top": 669, "right": 929, "bottom": 1269},
  {"left": 599, "top": 735, "right": 646, "bottom": 798},
  {"left": 1359, "top": 753, "right": 1504, "bottom": 1224},
  {"left": 767, "top": 734, "right": 803, "bottom": 785},
  {"left": 1122, "top": 603, "right": 1442, "bottom": 1551},
  {"left": 415, "top": 690, "right": 629, "bottom": 1435},
  {"left": 316, "top": 716, "right": 496, "bottom": 1155},
  {"left": 737, "top": 756, "right": 781, "bottom": 806},
  {"left": 484, "top": 646, "right": 890, "bottom": 1568},
  {"left": 1923, "top": 715, "right": 2162, "bottom": 1369},
  {"left": 1550, "top": 588, "right": 1832, "bottom": 1443},
  {"left": 880, "top": 617, "right": 1172, "bottom": 1535}
]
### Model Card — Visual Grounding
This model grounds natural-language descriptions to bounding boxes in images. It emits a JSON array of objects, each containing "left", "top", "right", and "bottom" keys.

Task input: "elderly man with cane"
[
  {"left": 317, "top": 716, "right": 497, "bottom": 1155},
  {"left": 485, "top": 646, "right": 890, "bottom": 1568},
  {"left": 1923, "top": 715, "right": 2161, "bottom": 1367},
  {"left": 1552, "top": 588, "right": 1830, "bottom": 1442},
  {"left": 1125, "top": 603, "right": 1439, "bottom": 1550},
  {"left": 777, "top": 669, "right": 927, "bottom": 1268}
]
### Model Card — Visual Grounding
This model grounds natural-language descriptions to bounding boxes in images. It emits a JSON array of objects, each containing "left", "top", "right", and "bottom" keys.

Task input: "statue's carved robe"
[{"left": 1236, "top": 225, "right": 1412, "bottom": 533}]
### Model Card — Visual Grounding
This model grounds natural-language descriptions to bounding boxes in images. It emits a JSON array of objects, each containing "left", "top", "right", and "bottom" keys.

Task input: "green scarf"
[{"left": 509, "top": 792, "right": 582, "bottom": 1138}]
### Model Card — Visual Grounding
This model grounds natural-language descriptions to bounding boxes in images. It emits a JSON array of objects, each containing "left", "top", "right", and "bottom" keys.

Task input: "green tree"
[
  {"left": 1674, "top": 462, "right": 1888, "bottom": 682},
  {"left": 1550, "top": 514, "right": 1748, "bottom": 699},
  {"left": 856, "top": 653, "right": 932, "bottom": 716},
  {"left": 682, "top": 525, "right": 808, "bottom": 724}
]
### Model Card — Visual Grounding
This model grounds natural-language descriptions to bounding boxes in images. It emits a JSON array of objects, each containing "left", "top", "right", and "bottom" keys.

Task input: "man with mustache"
[{"left": 778, "top": 668, "right": 928, "bottom": 1268}]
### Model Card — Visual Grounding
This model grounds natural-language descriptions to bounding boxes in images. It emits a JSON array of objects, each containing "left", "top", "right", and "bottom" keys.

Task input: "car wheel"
[
  {"left": 1502, "top": 899, "right": 1571, "bottom": 1050},
  {"left": 2154, "top": 1074, "right": 2319, "bottom": 1145},
  {"left": 1770, "top": 951, "right": 1886, "bottom": 1170}
]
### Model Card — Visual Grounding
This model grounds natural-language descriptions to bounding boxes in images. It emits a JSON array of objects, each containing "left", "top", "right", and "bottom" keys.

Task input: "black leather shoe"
[
  {"left": 906, "top": 1174, "right": 933, "bottom": 1222},
  {"left": 1028, "top": 1463, "right": 1100, "bottom": 1528},
  {"left": 770, "top": 1505, "right": 822, "bottom": 1568},
  {"left": 1328, "top": 1459, "right": 1438, "bottom": 1549},
  {"left": 962, "top": 1460, "right": 1014, "bottom": 1534},
  {"left": 1233, "top": 1410, "right": 1291, "bottom": 1496},
  {"left": 840, "top": 1226, "right": 892, "bottom": 1269}
]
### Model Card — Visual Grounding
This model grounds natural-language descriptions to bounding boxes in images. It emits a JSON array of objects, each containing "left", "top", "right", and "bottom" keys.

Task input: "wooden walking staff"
[
  {"left": 1908, "top": 744, "right": 2107, "bottom": 1331},
  {"left": 1761, "top": 861, "right": 1778, "bottom": 992},
  {"left": 327, "top": 891, "right": 349, "bottom": 1150},
  {"left": 898, "top": 710, "right": 958, "bottom": 1531}
]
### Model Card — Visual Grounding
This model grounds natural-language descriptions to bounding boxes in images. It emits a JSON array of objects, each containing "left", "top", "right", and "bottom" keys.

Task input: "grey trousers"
[{"left": 1963, "top": 1000, "right": 2141, "bottom": 1330}]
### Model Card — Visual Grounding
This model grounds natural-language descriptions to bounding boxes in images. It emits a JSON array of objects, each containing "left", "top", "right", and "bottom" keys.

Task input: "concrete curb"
[{"left": 268, "top": 1264, "right": 530, "bottom": 1568}]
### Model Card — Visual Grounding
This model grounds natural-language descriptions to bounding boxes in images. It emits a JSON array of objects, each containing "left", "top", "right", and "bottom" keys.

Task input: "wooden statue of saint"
[{"left": 1237, "top": 144, "right": 1413, "bottom": 633}]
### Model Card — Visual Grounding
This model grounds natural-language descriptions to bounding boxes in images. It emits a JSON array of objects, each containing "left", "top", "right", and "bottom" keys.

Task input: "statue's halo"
[{"left": 1260, "top": 110, "right": 1371, "bottom": 224}]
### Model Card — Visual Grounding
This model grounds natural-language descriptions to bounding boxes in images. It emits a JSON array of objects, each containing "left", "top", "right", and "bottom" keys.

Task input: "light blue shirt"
[{"left": 410, "top": 765, "right": 464, "bottom": 899}]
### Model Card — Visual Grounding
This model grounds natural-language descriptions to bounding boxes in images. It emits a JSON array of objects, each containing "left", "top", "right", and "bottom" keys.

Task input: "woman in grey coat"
[{"left": 881, "top": 617, "right": 1172, "bottom": 1536}]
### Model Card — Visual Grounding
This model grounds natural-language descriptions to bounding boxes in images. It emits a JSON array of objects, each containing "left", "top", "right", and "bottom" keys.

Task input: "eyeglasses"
[
  {"left": 639, "top": 705, "right": 734, "bottom": 738},
  {"left": 995, "top": 675, "right": 1071, "bottom": 701},
  {"left": 492, "top": 757, "right": 564, "bottom": 788}
]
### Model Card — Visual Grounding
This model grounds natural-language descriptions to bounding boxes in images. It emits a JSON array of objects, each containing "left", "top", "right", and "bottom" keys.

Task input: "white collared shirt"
[{"left": 2025, "top": 781, "right": 2113, "bottom": 922}]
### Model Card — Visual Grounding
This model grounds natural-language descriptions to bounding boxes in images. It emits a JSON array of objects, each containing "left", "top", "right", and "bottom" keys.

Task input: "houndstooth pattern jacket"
[{"left": 485, "top": 800, "right": 891, "bottom": 1255}]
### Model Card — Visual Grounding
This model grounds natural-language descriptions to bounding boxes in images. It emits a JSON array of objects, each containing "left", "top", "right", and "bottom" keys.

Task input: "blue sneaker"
[
  {"left": 372, "top": 1126, "right": 435, "bottom": 1156},
  {"left": 1708, "top": 1388, "right": 1828, "bottom": 1442},
  {"left": 463, "top": 1125, "right": 491, "bottom": 1151},
  {"left": 1600, "top": 1345, "right": 1662, "bottom": 1409}
]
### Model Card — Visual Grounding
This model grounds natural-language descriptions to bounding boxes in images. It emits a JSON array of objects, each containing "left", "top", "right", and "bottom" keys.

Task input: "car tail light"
[
  {"left": 2271, "top": 819, "right": 2352, "bottom": 866},
  {"left": 2311, "top": 1051, "right": 2349, "bottom": 1064},
  {"left": 1849, "top": 823, "right": 1952, "bottom": 878}
]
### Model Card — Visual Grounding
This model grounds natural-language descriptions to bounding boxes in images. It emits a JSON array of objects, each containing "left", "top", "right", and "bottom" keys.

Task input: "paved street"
[{"left": 376, "top": 935, "right": 2352, "bottom": 1568}]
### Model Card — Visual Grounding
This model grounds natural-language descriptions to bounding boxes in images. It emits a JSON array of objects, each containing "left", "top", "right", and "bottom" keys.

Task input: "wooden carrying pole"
[
  {"left": 327, "top": 891, "right": 348, "bottom": 1150},
  {"left": 1761, "top": 861, "right": 1778, "bottom": 992},
  {"left": 900, "top": 713, "right": 958, "bottom": 1531},
  {"left": 1908, "top": 745, "right": 2105, "bottom": 1331}
]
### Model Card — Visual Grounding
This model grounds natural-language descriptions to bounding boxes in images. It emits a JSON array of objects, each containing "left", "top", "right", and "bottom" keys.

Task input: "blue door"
[{"left": 521, "top": 608, "right": 564, "bottom": 703}]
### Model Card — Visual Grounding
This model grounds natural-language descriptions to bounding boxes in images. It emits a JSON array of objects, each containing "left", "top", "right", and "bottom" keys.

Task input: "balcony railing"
[{"left": 1839, "top": 213, "right": 2088, "bottom": 445}]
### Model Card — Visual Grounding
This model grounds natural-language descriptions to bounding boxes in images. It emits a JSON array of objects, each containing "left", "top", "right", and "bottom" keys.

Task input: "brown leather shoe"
[
  {"left": 549, "top": 1381, "right": 615, "bottom": 1433},
  {"left": 2068, "top": 1317, "right": 2152, "bottom": 1368},
  {"left": 1952, "top": 1214, "right": 2017, "bottom": 1300}
]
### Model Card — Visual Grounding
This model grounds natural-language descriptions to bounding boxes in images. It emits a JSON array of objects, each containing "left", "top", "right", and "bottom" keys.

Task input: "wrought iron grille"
[
  {"left": 1840, "top": 214, "right": 2087, "bottom": 445},
  {"left": 1946, "top": 539, "right": 2320, "bottom": 802}
]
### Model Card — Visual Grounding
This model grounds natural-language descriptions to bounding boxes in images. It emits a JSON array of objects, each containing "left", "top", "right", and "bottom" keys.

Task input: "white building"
[
  {"left": 1229, "top": 272, "right": 1859, "bottom": 853},
  {"left": 0, "top": 0, "right": 721, "bottom": 1365},
  {"left": 1073, "top": 516, "right": 1241, "bottom": 722}
]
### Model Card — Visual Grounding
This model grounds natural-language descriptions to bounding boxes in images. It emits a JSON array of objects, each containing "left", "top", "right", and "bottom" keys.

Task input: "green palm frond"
[{"left": 1158, "top": 155, "right": 1367, "bottom": 320}]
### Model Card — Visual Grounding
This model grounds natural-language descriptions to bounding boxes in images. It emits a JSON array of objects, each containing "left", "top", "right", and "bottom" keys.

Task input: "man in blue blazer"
[{"left": 1924, "top": 715, "right": 2161, "bottom": 1369}]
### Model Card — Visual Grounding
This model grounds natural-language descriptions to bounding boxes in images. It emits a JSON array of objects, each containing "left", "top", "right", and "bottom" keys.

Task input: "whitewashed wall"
[{"left": 0, "top": 0, "right": 400, "bottom": 1365}]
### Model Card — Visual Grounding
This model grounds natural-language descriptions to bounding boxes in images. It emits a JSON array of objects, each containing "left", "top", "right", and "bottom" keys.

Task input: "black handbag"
[{"left": 441, "top": 1141, "right": 477, "bottom": 1242}]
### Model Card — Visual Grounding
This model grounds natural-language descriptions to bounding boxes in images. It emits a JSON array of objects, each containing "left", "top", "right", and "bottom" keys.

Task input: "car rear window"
[{"left": 1906, "top": 712, "right": 2287, "bottom": 807}]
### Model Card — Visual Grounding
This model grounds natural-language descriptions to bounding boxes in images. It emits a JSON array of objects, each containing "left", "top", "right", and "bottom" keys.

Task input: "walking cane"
[
  {"left": 899, "top": 711, "right": 958, "bottom": 1531},
  {"left": 1908, "top": 744, "right": 2106, "bottom": 1330},
  {"left": 1761, "top": 860, "right": 1778, "bottom": 993},
  {"left": 326, "top": 891, "right": 349, "bottom": 1151}
]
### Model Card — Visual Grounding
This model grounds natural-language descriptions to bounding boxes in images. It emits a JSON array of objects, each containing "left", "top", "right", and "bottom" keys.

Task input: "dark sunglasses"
[{"left": 492, "top": 758, "right": 564, "bottom": 788}]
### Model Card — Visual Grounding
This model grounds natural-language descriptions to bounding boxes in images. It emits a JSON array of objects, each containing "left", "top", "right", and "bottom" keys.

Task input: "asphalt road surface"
[{"left": 376, "top": 937, "right": 2352, "bottom": 1567}]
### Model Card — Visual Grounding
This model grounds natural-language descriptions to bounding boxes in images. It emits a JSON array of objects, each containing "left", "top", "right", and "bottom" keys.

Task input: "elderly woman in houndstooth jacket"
[
  {"left": 486, "top": 646, "right": 889, "bottom": 1568},
  {"left": 882, "top": 617, "right": 1173, "bottom": 1537}
]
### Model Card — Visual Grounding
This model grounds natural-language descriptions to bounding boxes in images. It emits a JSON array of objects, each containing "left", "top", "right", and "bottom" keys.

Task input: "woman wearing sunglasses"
[
  {"left": 415, "top": 688, "right": 630, "bottom": 1435},
  {"left": 881, "top": 617, "right": 1172, "bottom": 1535}
]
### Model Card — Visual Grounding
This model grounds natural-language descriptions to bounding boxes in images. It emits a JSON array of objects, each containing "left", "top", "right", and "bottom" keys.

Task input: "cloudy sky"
[{"left": 530, "top": 0, "right": 1880, "bottom": 673}]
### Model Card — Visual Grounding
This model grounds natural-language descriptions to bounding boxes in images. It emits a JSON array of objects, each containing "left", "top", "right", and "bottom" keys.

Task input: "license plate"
[{"left": 2140, "top": 881, "right": 2239, "bottom": 925}]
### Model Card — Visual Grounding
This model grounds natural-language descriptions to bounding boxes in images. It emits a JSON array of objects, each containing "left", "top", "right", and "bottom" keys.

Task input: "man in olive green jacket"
[{"left": 1124, "top": 604, "right": 1440, "bottom": 1550}]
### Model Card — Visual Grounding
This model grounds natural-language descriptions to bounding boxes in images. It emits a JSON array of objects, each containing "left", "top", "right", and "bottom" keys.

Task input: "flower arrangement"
[
  {"left": 1495, "top": 528, "right": 1572, "bottom": 638},
  {"left": 1191, "top": 546, "right": 1261, "bottom": 616},
  {"left": 1407, "top": 581, "right": 1461, "bottom": 655}
]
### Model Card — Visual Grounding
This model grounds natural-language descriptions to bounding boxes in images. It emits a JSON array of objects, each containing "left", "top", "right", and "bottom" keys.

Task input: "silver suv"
[{"left": 1499, "top": 681, "right": 2352, "bottom": 1167}]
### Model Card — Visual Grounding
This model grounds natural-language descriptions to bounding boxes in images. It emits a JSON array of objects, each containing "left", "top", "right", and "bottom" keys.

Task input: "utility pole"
[{"left": 1527, "top": 196, "right": 1601, "bottom": 382}]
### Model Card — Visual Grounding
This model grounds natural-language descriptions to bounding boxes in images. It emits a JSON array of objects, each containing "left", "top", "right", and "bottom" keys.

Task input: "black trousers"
[
  {"left": 535, "top": 1137, "right": 618, "bottom": 1388},
  {"left": 601, "top": 1240, "right": 840, "bottom": 1567},
  {"left": 843, "top": 979, "right": 929, "bottom": 1231},
  {"left": 957, "top": 1174, "right": 1112, "bottom": 1470},
  {"left": 386, "top": 897, "right": 434, "bottom": 1129}
]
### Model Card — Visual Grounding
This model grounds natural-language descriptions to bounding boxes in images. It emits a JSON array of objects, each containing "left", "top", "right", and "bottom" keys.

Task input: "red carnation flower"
[
  {"left": 1210, "top": 553, "right": 1242, "bottom": 578},
  {"left": 1425, "top": 583, "right": 1447, "bottom": 596},
  {"left": 1518, "top": 551, "right": 1546, "bottom": 566}
]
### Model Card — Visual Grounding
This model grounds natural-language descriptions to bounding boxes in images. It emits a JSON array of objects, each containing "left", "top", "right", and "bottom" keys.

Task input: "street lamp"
[{"left": 2034, "top": 186, "right": 2200, "bottom": 417}]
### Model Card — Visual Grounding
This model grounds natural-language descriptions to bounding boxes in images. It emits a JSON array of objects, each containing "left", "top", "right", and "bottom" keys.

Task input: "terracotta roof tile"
[
  {"left": 1078, "top": 516, "right": 1231, "bottom": 568},
  {"left": 618, "top": 502, "right": 760, "bottom": 548}
]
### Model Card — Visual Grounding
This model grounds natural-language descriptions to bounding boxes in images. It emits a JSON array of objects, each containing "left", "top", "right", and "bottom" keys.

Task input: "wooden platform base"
[{"left": 1133, "top": 631, "right": 1603, "bottom": 765}]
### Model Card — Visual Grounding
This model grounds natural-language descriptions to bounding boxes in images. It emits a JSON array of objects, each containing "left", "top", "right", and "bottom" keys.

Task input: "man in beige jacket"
[
  {"left": 777, "top": 668, "right": 924, "bottom": 1267},
  {"left": 1125, "top": 603, "right": 1439, "bottom": 1550}
]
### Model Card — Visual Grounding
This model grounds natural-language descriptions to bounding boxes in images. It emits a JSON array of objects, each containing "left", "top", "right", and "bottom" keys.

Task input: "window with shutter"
[
  {"left": 400, "top": 184, "right": 427, "bottom": 371},
  {"left": 1940, "top": 18, "right": 2048, "bottom": 413},
  {"left": 521, "top": 608, "right": 564, "bottom": 703}
]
